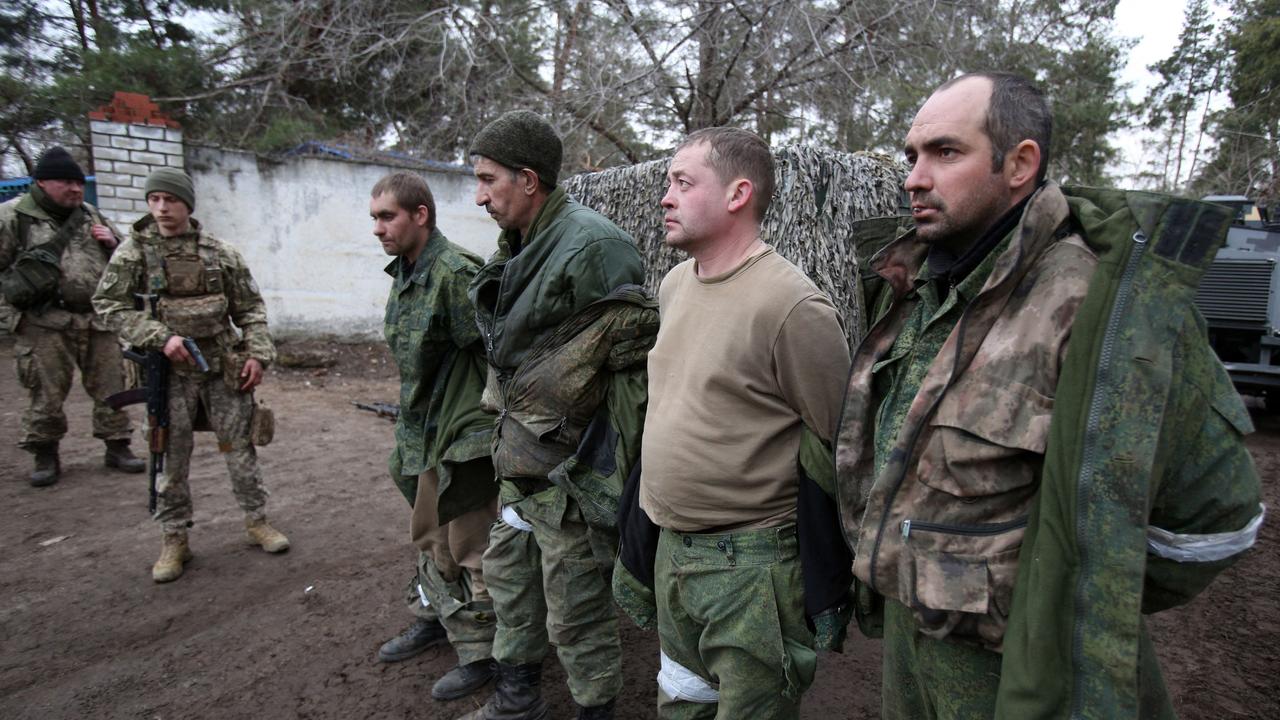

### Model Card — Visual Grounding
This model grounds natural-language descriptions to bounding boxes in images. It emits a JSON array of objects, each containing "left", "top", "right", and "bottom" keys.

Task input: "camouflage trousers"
[
  {"left": 484, "top": 484, "right": 621, "bottom": 707},
  {"left": 13, "top": 320, "right": 132, "bottom": 448},
  {"left": 402, "top": 465, "right": 498, "bottom": 665},
  {"left": 155, "top": 369, "right": 267, "bottom": 532},
  {"left": 881, "top": 598, "right": 1176, "bottom": 719},
  {"left": 655, "top": 524, "right": 815, "bottom": 720}
]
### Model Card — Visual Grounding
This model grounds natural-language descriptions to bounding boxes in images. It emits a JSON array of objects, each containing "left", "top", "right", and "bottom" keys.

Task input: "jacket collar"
[
  {"left": 384, "top": 228, "right": 447, "bottom": 284},
  {"left": 496, "top": 186, "right": 568, "bottom": 260}
]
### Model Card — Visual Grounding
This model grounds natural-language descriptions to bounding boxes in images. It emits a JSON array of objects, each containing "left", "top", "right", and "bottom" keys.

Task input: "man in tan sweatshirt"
[{"left": 639, "top": 127, "right": 851, "bottom": 719}]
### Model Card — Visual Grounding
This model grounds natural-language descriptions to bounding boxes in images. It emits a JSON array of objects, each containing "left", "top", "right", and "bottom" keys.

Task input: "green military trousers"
[
  {"left": 14, "top": 319, "right": 132, "bottom": 448},
  {"left": 881, "top": 597, "right": 1177, "bottom": 720},
  {"left": 402, "top": 464, "right": 497, "bottom": 665},
  {"left": 654, "top": 524, "right": 816, "bottom": 720},
  {"left": 483, "top": 484, "right": 622, "bottom": 707}
]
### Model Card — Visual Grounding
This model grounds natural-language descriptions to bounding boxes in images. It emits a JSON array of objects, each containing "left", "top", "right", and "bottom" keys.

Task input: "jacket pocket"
[
  {"left": 899, "top": 517, "right": 1025, "bottom": 651},
  {"left": 917, "top": 379, "right": 1052, "bottom": 497}
]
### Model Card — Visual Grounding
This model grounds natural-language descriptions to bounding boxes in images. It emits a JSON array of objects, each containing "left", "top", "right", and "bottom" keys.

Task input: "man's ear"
[
  {"left": 1007, "top": 139, "right": 1042, "bottom": 192},
  {"left": 726, "top": 178, "right": 754, "bottom": 215},
  {"left": 413, "top": 204, "right": 431, "bottom": 228},
  {"left": 520, "top": 168, "right": 540, "bottom": 196}
]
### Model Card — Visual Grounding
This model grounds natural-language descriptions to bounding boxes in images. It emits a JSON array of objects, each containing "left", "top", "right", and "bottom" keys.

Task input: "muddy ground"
[{"left": 1, "top": 336, "right": 1276, "bottom": 719}]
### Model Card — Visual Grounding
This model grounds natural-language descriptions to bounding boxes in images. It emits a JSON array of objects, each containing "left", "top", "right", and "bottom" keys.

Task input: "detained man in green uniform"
[
  {"left": 460, "top": 111, "right": 652, "bottom": 720},
  {"left": 370, "top": 171, "right": 499, "bottom": 702},
  {"left": 640, "top": 127, "right": 851, "bottom": 718},
  {"left": 834, "top": 72, "right": 1264, "bottom": 719}
]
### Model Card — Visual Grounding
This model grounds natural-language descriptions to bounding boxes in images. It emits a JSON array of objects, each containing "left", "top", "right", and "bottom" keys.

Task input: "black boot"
[
  {"left": 576, "top": 698, "right": 616, "bottom": 720},
  {"left": 28, "top": 443, "right": 60, "bottom": 487},
  {"left": 432, "top": 658, "right": 496, "bottom": 700},
  {"left": 377, "top": 618, "right": 446, "bottom": 662},
  {"left": 104, "top": 439, "right": 146, "bottom": 473},
  {"left": 455, "top": 662, "right": 548, "bottom": 720}
]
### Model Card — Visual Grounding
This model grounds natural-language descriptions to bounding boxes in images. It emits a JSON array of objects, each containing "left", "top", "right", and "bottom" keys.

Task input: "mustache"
[{"left": 911, "top": 193, "right": 946, "bottom": 211}]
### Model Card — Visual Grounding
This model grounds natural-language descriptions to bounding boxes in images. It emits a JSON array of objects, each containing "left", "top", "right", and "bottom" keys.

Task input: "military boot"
[
  {"left": 104, "top": 440, "right": 146, "bottom": 473},
  {"left": 432, "top": 659, "right": 496, "bottom": 700},
  {"left": 245, "top": 517, "right": 290, "bottom": 553},
  {"left": 28, "top": 443, "right": 60, "bottom": 487},
  {"left": 153, "top": 531, "right": 193, "bottom": 583},
  {"left": 456, "top": 662, "right": 548, "bottom": 720},
  {"left": 378, "top": 618, "right": 447, "bottom": 662},
  {"left": 575, "top": 698, "right": 616, "bottom": 720}
]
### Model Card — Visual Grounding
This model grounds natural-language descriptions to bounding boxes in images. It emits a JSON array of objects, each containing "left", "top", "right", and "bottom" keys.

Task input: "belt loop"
[{"left": 725, "top": 535, "right": 735, "bottom": 566}]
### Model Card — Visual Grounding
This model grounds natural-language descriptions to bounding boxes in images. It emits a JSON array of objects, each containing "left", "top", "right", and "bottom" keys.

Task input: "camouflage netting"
[{"left": 564, "top": 145, "right": 906, "bottom": 344}]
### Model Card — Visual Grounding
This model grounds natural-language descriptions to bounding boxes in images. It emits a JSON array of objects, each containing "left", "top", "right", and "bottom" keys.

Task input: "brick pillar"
[{"left": 88, "top": 92, "right": 184, "bottom": 227}]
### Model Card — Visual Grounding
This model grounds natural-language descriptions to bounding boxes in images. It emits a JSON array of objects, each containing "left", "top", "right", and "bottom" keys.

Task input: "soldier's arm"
[
  {"left": 221, "top": 243, "right": 276, "bottom": 368},
  {"left": 92, "top": 239, "right": 172, "bottom": 349},
  {"left": 446, "top": 262, "right": 483, "bottom": 350},
  {"left": 557, "top": 236, "right": 645, "bottom": 312},
  {"left": 774, "top": 294, "right": 853, "bottom": 442},
  {"left": 0, "top": 206, "right": 19, "bottom": 271}
]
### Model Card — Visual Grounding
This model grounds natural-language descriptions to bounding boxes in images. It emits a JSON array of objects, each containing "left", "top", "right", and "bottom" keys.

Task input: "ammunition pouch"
[{"left": 250, "top": 400, "right": 275, "bottom": 446}]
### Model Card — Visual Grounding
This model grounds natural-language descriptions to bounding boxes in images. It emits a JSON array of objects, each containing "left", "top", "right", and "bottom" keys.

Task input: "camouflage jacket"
[
  {"left": 484, "top": 285, "right": 659, "bottom": 522},
  {"left": 92, "top": 216, "right": 275, "bottom": 373},
  {"left": 384, "top": 230, "right": 495, "bottom": 522},
  {"left": 0, "top": 192, "right": 121, "bottom": 332},
  {"left": 835, "top": 183, "right": 1263, "bottom": 716}
]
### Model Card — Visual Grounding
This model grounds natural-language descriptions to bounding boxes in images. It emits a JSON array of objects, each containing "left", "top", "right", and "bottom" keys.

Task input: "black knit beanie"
[
  {"left": 32, "top": 147, "right": 86, "bottom": 182},
  {"left": 469, "top": 110, "right": 563, "bottom": 189}
]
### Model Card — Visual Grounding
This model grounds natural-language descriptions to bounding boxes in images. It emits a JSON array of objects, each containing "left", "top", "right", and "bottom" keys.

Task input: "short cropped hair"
[
  {"left": 677, "top": 127, "right": 776, "bottom": 221},
  {"left": 939, "top": 72, "right": 1053, "bottom": 183},
  {"left": 371, "top": 171, "right": 437, "bottom": 232}
]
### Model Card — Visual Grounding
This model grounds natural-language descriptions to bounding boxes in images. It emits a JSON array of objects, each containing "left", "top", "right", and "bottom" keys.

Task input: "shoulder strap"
[
  {"left": 16, "top": 212, "right": 32, "bottom": 249},
  {"left": 140, "top": 241, "right": 168, "bottom": 293}
]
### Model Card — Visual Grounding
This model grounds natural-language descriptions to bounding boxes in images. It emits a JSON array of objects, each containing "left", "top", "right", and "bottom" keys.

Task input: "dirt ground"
[{"left": 1, "top": 335, "right": 1277, "bottom": 720}]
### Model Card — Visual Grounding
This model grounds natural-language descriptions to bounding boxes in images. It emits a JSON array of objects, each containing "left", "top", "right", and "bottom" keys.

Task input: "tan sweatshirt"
[{"left": 640, "top": 246, "right": 852, "bottom": 531}]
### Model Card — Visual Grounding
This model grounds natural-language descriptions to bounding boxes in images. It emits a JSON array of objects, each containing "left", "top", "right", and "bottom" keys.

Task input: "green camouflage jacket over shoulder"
[
  {"left": 92, "top": 216, "right": 275, "bottom": 368},
  {"left": 384, "top": 229, "right": 495, "bottom": 522},
  {"left": 834, "top": 182, "right": 1264, "bottom": 717},
  {"left": 0, "top": 193, "right": 121, "bottom": 331}
]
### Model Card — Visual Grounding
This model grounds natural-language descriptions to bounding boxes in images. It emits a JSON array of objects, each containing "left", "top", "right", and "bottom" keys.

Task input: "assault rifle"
[
  {"left": 353, "top": 401, "right": 400, "bottom": 421},
  {"left": 106, "top": 293, "right": 209, "bottom": 513}
]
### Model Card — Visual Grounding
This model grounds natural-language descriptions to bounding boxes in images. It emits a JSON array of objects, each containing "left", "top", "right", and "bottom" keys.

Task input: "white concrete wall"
[{"left": 184, "top": 146, "right": 497, "bottom": 339}]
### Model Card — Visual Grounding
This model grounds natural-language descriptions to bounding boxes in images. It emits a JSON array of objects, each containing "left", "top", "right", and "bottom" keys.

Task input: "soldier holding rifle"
[{"left": 94, "top": 168, "right": 289, "bottom": 583}]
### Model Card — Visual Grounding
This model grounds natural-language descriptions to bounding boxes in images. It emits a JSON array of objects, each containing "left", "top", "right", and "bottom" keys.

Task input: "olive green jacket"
[{"left": 384, "top": 230, "right": 495, "bottom": 523}]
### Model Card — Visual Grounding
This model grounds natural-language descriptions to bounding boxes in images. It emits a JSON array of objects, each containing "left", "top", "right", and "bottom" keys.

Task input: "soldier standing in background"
[
  {"left": 93, "top": 168, "right": 289, "bottom": 583},
  {"left": 370, "top": 171, "right": 499, "bottom": 702},
  {"left": 0, "top": 146, "right": 144, "bottom": 486}
]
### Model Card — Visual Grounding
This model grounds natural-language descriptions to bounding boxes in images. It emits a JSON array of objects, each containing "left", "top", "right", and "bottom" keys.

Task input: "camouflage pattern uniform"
[
  {"left": 834, "top": 183, "right": 1263, "bottom": 719},
  {"left": 385, "top": 229, "right": 497, "bottom": 665},
  {"left": 93, "top": 216, "right": 276, "bottom": 531},
  {"left": 0, "top": 193, "right": 133, "bottom": 448}
]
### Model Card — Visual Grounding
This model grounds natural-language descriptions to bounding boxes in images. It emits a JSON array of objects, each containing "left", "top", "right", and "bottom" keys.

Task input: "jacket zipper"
[
  {"left": 1069, "top": 230, "right": 1148, "bottom": 720},
  {"left": 901, "top": 517, "right": 1028, "bottom": 538}
]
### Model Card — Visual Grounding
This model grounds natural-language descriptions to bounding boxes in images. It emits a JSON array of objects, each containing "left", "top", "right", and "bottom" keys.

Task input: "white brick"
[
  {"left": 164, "top": 129, "right": 183, "bottom": 142},
  {"left": 148, "top": 140, "right": 182, "bottom": 155},
  {"left": 113, "top": 161, "right": 151, "bottom": 176},
  {"left": 99, "top": 196, "right": 136, "bottom": 210},
  {"left": 132, "top": 175, "right": 150, "bottom": 188},
  {"left": 117, "top": 186, "right": 145, "bottom": 200},
  {"left": 133, "top": 199, "right": 151, "bottom": 212},
  {"left": 95, "top": 160, "right": 113, "bottom": 173},
  {"left": 92, "top": 133, "right": 112, "bottom": 148},
  {"left": 97, "top": 172, "right": 134, "bottom": 186},
  {"left": 110, "top": 136, "right": 147, "bottom": 151},
  {"left": 130, "top": 151, "right": 166, "bottom": 165},
  {"left": 94, "top": 146, "right": 131, "bottom": 162},
  {"left": 95, "top": 185, "right": 115, "bottom": 197},
  {"left": 128, "top": 125, "right": 166, "bottom": 140},
  {"left": 90, "top": 120, "right": 128, "bottom": 136},
  {"left": 166, "top": 154, "right": 185, "bottom": 168}
]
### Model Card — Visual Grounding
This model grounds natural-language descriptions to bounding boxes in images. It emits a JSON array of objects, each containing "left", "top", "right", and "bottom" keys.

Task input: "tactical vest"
[{"left": 140, "top": 236, "right": 230, "bottom": 339}]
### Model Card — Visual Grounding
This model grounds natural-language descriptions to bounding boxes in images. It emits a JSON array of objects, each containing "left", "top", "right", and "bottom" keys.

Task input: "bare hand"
[
  {"left": 239, "top": 358, "right": 264, "bottom": 392},
  {"left": 91, "top": 224, "right": 118, "bottom": 249},
  {"left": 162, "top": 335, "right": 194, "bottom": 365}
]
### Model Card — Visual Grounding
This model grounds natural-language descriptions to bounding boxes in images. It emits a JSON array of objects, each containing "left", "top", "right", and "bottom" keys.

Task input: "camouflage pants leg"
[
  {"left": 654, "top": 525, "right": 815, "bottom": 720},
  {"left": 13, "top": 321, "right": 131, "bottom": 448},
  {"left": 881, "top": 597, "right": 1002, "bottom": 720},
  {"left": 155, "top": 372, "right": 267, "bottom": 531},
  {"left": 403, "top": 466, "right": 497, "bottom": 665},
  {"left": 486, "top": 486, "right": 622, "bottom": 706}
]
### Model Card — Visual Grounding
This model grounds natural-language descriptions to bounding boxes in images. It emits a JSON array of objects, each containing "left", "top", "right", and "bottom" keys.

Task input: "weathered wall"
[{"left": 184, "top": 146, "right": 498, "bottom": 339}]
